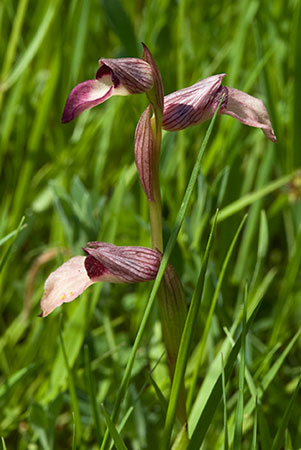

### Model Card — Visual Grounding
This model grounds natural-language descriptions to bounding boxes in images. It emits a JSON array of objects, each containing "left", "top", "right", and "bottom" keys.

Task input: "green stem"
[
  {"left": 149, "top": 200, "right": 163, "bottom": 251},
  {"left": 149, "top": 112, "right": 163, "bottom": 252},
  {"left": 148, "top": 106, "right": 188, "bottom": 426}
]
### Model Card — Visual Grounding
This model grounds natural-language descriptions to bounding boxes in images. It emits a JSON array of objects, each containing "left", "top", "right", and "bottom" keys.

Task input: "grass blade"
[
  {"left": 187, "top": 300, "right": 263, "bottom": 450},
  {"left": 0, "top": 222, "right": 27, "bottom": 247},
  {"left": 0, "top": 363, "right": 36, "bottom": 401},
  {"left": 271, "top": 376, "right": 301, "bottom": 450},
  {"left": 59, "top": 316, "right": 82, "bottom": 447},
  {"left": 257, "top": 401, "right": 272, "bottom": 450},
  {"left": 187, "top": 214, "right": 247, "bottom": 411},
  {"left": 84, "top": 345, "right": 103, "bottom": 443},
  {"left": 251, "top": 398, "right": 258, "bottom": 450},
  {"left": 221, "top": 354, "right": 229, "bottom": 450},
  {"left": 147, "top": 372, "right": 168, "bottom": 414},
  {"left": 101, "top": 0, "right": 138, "bottom": 56},
  {"left": 162, "top": 210, "right": 218, "bottom": 449},
  {"left": 101, "top": 404, "right": 129, "bottom": 450},
  {"left": 270, "top": 220, "right": 301, "bottom": 345},
  {"left": 0, "top": 437, "right": 7, "bottom": 450},
  {"left": 0, "top": 0, "right": 29, "bottom": 107},
  {"left": 2, "top": 0, "right": 60, "bottom": 90},
  {"left": 215, "top": 173, "right": 292, "bottom": 223},
  {"left": 233, "top": 284, "right": 247, "bottom": 450},
  {"left": 0, "top": 216, "right": 26, "bottom": 274}
]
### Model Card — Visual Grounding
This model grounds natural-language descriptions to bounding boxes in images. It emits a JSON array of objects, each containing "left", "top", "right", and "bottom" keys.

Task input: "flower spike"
[
  {"left": 62, "top": 58, "right": 154, "bottom": 123},
  {"left": 39, "top": 243, "right": 162, "bottom": 317}
]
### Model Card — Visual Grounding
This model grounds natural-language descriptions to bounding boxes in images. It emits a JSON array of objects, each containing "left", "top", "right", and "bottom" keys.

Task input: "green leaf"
[
  {"left": 187, "top": 214, "right": 247, "bottom": 411},
  {"left": 147, "top": 372, "right": 168, "bottom": 414},
  {"left": 215, "top": 173, "right": 292, "bottom": 224},
  {"left": 59, "top": 316, "right": 82, "bottom": 447},
  {"left": 271, "top": 376, "right": 301, "bottom": 450},
  {"left": 221, "top": 354, "right": 229, "bottom": 450},
  {"left": 0, "top": 216, "right": 26, "bottom": 273},
  {"left": 0, "top": 363, "right": 36, "bottom": 401},
  {"left": 233, "top": 285, "right": 247, "bottom": 450},
  {"left": 0, "top": 437, "right": 7, "bottom": 450},
  {"left": 101, "top": 404, "right": 129, "bottom": 450},
  {"left": 84, "top": 345, "right": 103, "bottom": 443},
  {"left": 187, "top": 301, "right": 263, "bottom": 450},
  {"left": 251, "top": 399, "right": 258, "bottom": 450},
  {"left": 0, "top": 221, "right": 27, "bottom": 247},
  {"left": 162, "top": 210, "right": 218, "bottom": 449},
  {"left": 257, "top": 401, "right": 272, "bottom": 450},
  {"left": 2, "top": 0, "right": 61, "bottom": 90},
  {"left": 101, "top": 0, "right": 138, "bottom": 56}
]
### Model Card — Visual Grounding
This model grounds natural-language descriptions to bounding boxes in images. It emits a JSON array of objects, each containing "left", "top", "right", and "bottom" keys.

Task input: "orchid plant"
[{"left": 40, "top": 43, "right": 276, "bottom": 446}]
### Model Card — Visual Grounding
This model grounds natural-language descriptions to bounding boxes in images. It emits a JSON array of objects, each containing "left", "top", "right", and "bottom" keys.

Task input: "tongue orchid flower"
[
  {"left": 62, "top": 57, "right": 154, "bottom": 123},
  {"left": 40, "top": 242, "right": 162, "bottom": 317},
  {"left": 162, "top": 74, "right": 276, "bottom": 142}
]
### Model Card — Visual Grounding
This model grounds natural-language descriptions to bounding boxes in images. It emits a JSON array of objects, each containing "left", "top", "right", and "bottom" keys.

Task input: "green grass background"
[{"left": 0, "top": 0, "right": 300, "bottom": 448}]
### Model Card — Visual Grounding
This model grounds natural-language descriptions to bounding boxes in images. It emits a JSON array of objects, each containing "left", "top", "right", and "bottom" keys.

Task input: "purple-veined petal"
[
  {"left": 84, "top": 243, "right": 161, "bottom": 283},
  {"left": 219, "top": 87, "right": 277, "bottom": 142},
  {"left": 134, "top": 105, "right": 154, "bottom": 201},
  {"left": 62, "top": 58, "right": 154, "bottom": 123},
  {"left": 162, "top": 74, "right": 226, "bottom": 131},
  {"left": 40, "top": 256, "right": 95, "bottom": 317},
  {"left": 97, "top": 58, "right": 154, "bottom": 94},
  {"left": 40, "top": 243, "right": 163, "bottom": 317}
]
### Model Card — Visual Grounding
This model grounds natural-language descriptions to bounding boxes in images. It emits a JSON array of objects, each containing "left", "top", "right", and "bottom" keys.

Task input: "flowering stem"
[
  {"left": 148, "top": 106, "right": 188, "bottom": 426},
  {"left": 148, "top": 112, "right": 163, "bottom": 252}
]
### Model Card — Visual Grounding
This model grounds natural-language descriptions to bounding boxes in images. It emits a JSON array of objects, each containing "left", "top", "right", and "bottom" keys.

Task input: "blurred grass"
[{"left": 0, "top": 0, "right": 300, "bottom": 448}]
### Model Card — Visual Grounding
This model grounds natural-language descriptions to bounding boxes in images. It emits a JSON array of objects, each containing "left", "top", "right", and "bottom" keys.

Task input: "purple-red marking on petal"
[
  {"left": 98, "top": 58, "right": 154, "bottom": 94},
  {"left": 84, "top": 255, "right": 108, "bottom": 280}
]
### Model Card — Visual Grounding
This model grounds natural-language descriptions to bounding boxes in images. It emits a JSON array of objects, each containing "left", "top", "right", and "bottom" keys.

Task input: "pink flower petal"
[
  {"left": 62, "top": 79, "right": 115, "bottom": 123},
  {"left": 97, "top": 58, "right": 154, "bottom": 94},
  {"left": 84, "top": 243, "right": 161, "bottom": 283},
  {"left": 220, "top": 87, "right": 277, "bottom": 142},
  {"left": 40, "top": 256, "right": 94, "bottom": 317},
  {"left": 162, "top": 74, "right": 226, "bottom": 131}
]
